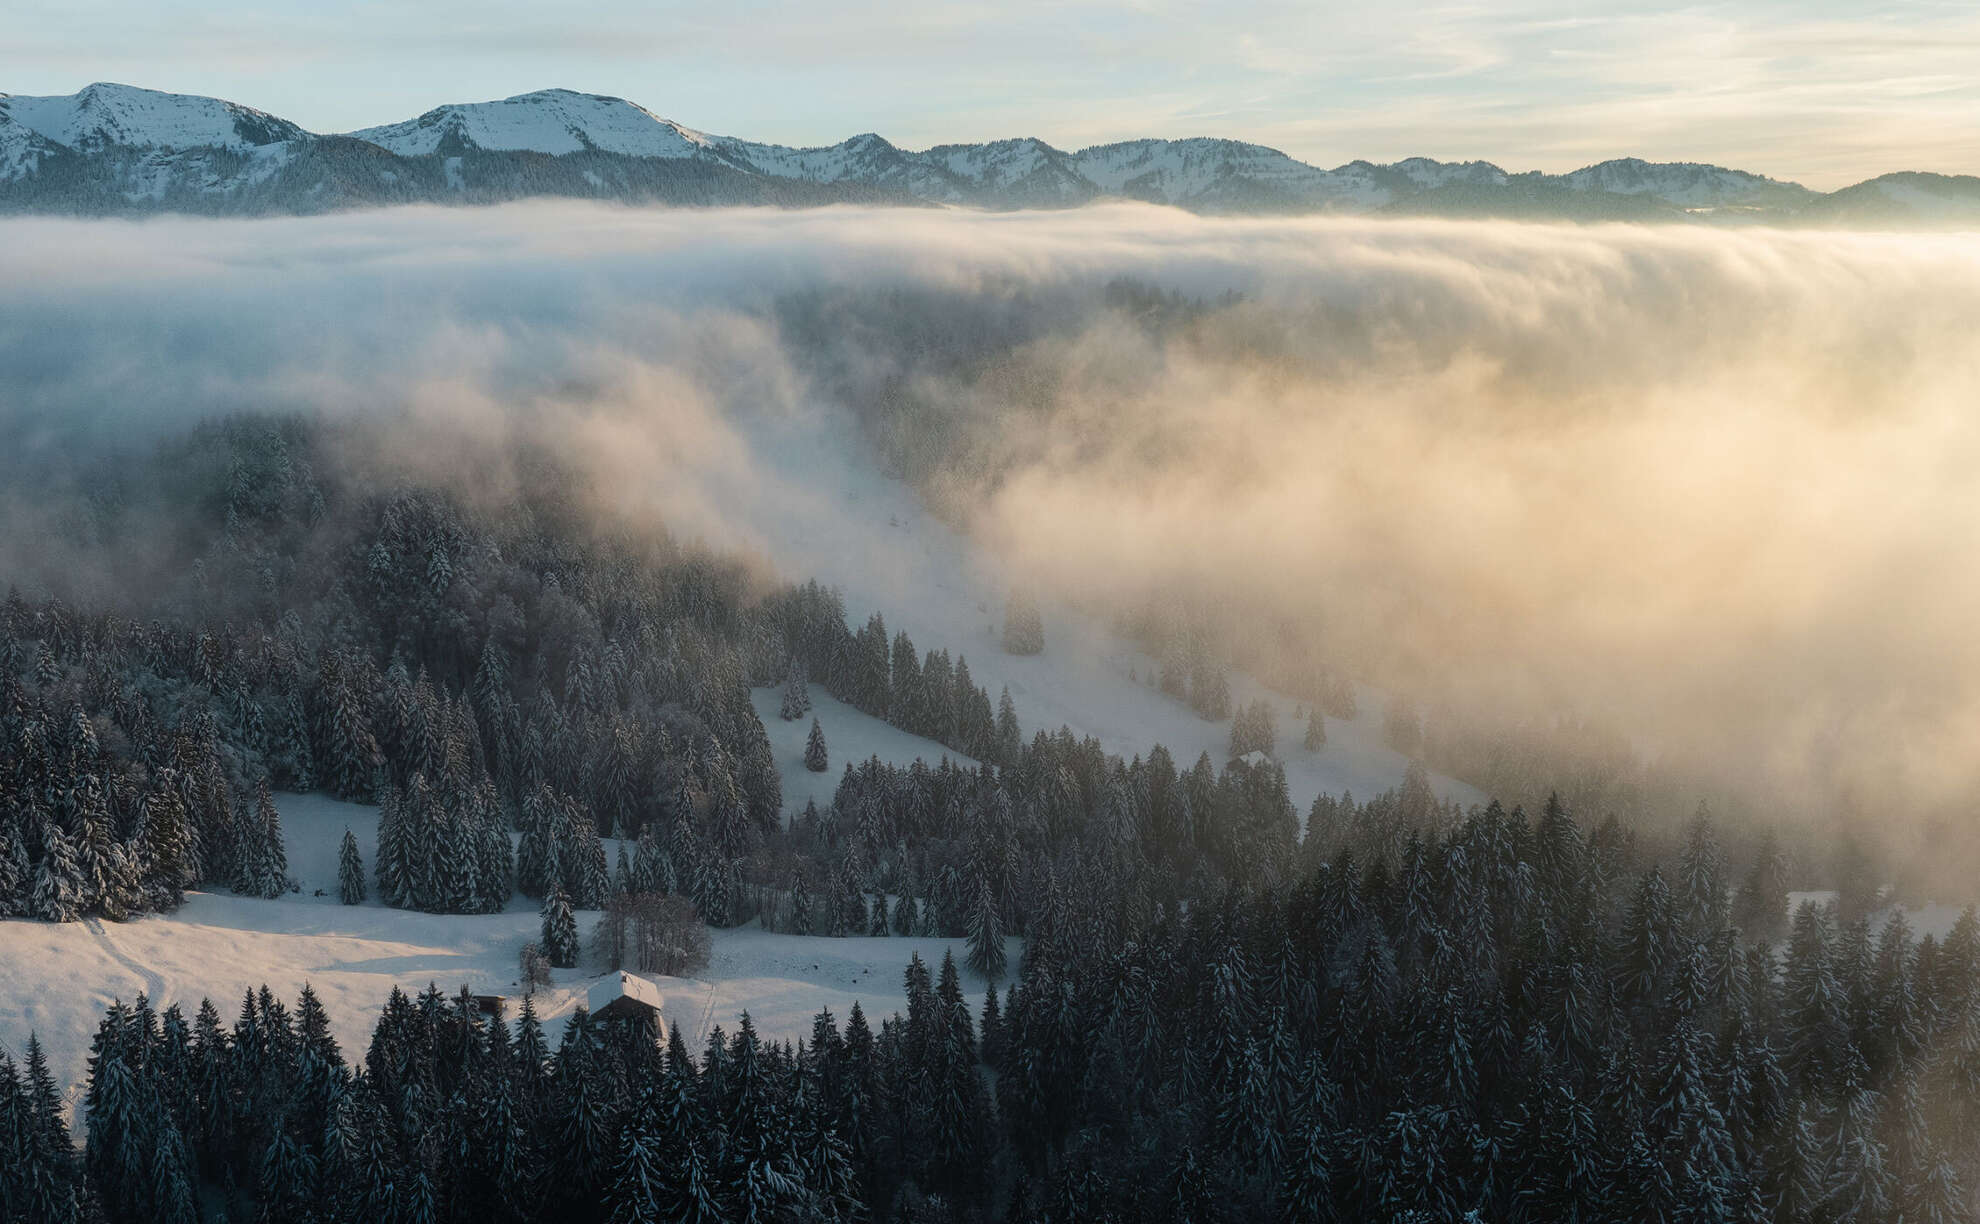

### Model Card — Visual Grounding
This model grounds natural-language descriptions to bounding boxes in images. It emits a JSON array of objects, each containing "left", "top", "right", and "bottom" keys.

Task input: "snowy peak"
[
  {"left": 715, "top": 131, "right": 914, "bottom": 184},
  {"left": 0, "top": 82, "right": 309, "bottom": 153},
  {"left": 1390, "top": 157, "right": 1509, "bottom": 189},
  {"left": 920, "top": 137, "right": 1091, "bottom": 203},
  {"left": 1563, "top": 157, "right": 1812, "bottom": 208},
  {"left": 1075, "top": 137, "right": 1342, "bottom": 206},
  {"left": 347, "top": 88, "right": 720, "bottom": 159}
]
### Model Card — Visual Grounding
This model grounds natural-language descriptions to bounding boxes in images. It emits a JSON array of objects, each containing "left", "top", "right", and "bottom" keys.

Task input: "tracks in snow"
[{"left": 85, "top": 917, "right": 167, "bottom": 1009}]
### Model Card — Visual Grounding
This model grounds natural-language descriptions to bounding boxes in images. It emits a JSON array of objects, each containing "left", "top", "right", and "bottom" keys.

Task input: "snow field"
[{"left": 0, "top": 789, "right": 1018, "bottom": 1126}]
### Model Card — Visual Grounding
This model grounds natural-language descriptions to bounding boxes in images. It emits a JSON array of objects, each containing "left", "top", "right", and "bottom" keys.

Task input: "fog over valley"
[{"left": 7, "top": 205, "right": 1979, "bottom": 866}]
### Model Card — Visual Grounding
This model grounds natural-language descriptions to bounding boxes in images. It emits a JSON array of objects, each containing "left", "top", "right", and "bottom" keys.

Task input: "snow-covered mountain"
[
  {"left": 1563, "top": 157, "right": 1813, "bottom": 210},
  {"left": 0, "top": 81, "right": 307, "bottom": 153},
  {"left": 0, "top": 81, "right": 1967, "bottom": 225},
  {"left": 349, "top": 88, "right": 727, "bottom": 161},
  {"left": 1799, "top": 171, "right": 1980, "bottom": 226}
]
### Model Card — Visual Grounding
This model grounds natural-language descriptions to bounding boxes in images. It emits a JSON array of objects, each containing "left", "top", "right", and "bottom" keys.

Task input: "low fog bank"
[{"left": 5, "top": 203, "right": 1980, "bottom": 889}]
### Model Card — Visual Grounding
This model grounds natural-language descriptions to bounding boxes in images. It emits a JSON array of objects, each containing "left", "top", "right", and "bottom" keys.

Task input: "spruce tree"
[
  {"left": 542, "top": 887, "right": 579, "bottom": 969},
  {"left": 804, "top": 719, "right": 829, "bottom": 773},
  {"left": 0, "top": 832, "right": 27, "bottom": 917},
  {"left": 1304, "top": 708, "right": 1326, "bottom": 752},
  {"left": 779, "top": 660, "right": 812, "bottom": 721},
  {"left": 966, "top": 875, "right": 1007, "bottom": 982},
  {"left": 790, "top": 871, "right": 813, "bottom": 936},
  {"left": 1733, "top": 828, "right": 1790, "bottom": 942},
  {"left": 337, "top": 828, "right": 365, "bottom": 905},
  {"left": 33, "top": 823, "right": 86, "bottom": 923},
  {"left": 1001, "top": 589, "right": 1044, "bottom": 656},
  {"left": 996, "top": 687, "right": 1022, "bottom": 764},
  {"left": 604, "top": 1116, "right": 671, "bottom": 1224}
]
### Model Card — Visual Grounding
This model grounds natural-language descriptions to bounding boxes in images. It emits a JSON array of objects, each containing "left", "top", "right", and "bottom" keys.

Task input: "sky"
[{"left": 6, "top": 0, "right": 1977, "bottom": 189}]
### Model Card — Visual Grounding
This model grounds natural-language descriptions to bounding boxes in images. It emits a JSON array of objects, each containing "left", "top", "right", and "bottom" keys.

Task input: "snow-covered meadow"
[{"left": 0, "top": 657, "right": 1026, "bottom": 1106}]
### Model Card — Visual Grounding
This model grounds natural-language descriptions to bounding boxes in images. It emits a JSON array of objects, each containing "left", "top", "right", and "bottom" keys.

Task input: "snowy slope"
[
  {"left": 0, "top": 82, "right": 308, "bottom": 153},
  {"left": 0, "top": 792, "right": 1016, "bottom": 1125},
  {"left": 709, "top": 393, "right": 1481, "bottom": 819},
  {"left": 0, "top": 110, "right": 65, "bottom": 181},
  {"left": 348, "top": 88, "right": 726, "bottom": 160},
  {"left": 751, "top": 684, "right": 979, "bottom": 818}
]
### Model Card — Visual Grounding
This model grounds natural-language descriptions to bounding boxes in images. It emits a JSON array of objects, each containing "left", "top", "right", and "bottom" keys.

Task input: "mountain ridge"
[{"left": 2, "top": 81, "right": 1975, "bottom": 225}]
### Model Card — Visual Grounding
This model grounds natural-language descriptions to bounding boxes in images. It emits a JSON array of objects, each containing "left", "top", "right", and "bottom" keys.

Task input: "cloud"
[{"left": 3, "top": 204, "right": 1980, "bottom": 871}]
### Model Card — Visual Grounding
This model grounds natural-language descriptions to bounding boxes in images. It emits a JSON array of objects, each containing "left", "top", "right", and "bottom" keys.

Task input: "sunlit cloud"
[{"left": 4, "top": 207, "right": 1980, "bottom": 868}]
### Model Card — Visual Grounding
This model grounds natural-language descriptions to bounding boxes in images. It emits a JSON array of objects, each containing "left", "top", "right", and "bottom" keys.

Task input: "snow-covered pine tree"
[
  {"left": 1191, "top": 665, "right": 1231, "bottom": 721},
  {"left": 790, "top": 870, "right": 813, "bottom": 936},
  {"left": 0, "top": 832, "right": 27, "bottom": 917},
  {"left": 779, "top": 661, "right": 811, "bottom": 721},
  {"left": 473, "top": 783, "right": 513, "bottom": 912},
  {"left": 33, "top": 822, "right": 87, "bottom": 922},
  {"left": 804, "top": 719, "right": 829, "bottom": 773},
  {"left": 1228, "top": 698, "right": 1277, "bottom": 758},
  {"left": 542, "top": 887, "right": 579, "bottom": 969},
  {"left": 1304, "top": 707, "right": 1326, "bottom": 752},
  {"left": 656, "top": 1140, "right": 724, "bottom": 1223},
  {"left": 996, "top": 687, "right": 1022, "bottom": 765},
  {"left": 1002, "top": 589, "right": 1044, "bottom": 656},
  {"left": 338, "top": 828, "right": 365, "bottom": 905},
  {"left": 1733, "top": 827, "right": 1790, "bottom": 942},
  {"left": 134, "top": 782, "right": 194, "bottom": 907},
  {"left": 966, "top": 875, "right": 1007, "bottom": 982},
  {"left": 234, "top": 780, "right": 288, "bottom": 899},
  {"left": 1678, "top": 805, "right": 1728, "bottom": 934},
  {"left": 603, "top": 1113, "right": 671, "bottom": 1224}
]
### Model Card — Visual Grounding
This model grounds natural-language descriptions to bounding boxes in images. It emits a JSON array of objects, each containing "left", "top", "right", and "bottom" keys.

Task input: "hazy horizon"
[{"left": 9, "top": 0, "right": 1979, "bottom": 191}]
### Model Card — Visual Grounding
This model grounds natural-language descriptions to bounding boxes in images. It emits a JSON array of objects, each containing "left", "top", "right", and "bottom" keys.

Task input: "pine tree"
[
  {"left": 232, "top": 779, "right": 288, "bottom": 900},
  {"left": 966, "top": 875, "right": 1007, "bottom": 983},
  {"left": 790, "top": 871, "right": 813, "bottom": 936},
  {"left": 996, "top": 687, "right": 1022, "bottom": 765},
  {"left": 542, "top": 887, "right": 579, "bottom": 969},
  {"left": 804, "top": 719, "right": 829, "bottom": 773},
  {"left": 1229, "top": 699, "right": 1276, "bottom": 758},
  {"left": 1733, "top": 828, "right": 1790, "bottom": 943},
  {"left": 657, "top": 1140, "right": 725, "bottom": 1224},
  {"left": 1002, "top": 589, "right": 1044, "bottom": 656},
  {"left": 1677, "top": 805, "right": 1727, "bottom": 934},
  {"left": 604, "top": 1115, "right": 672, "bottom": 1224},
  {"left": 1303, "top": 708, "right": 1326, "bottom": 752},
  {"left": 33, "top": 823, "right": 86, "bottom": 923},
  {"left": 0, "top": 831, "right": 28, "bottom": 917},
  {"left": 779, "top": 660, "right": 812, "bottom": 721},
  {"left": 337, "top": 828, "right": 365, "bottom": 905}
]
